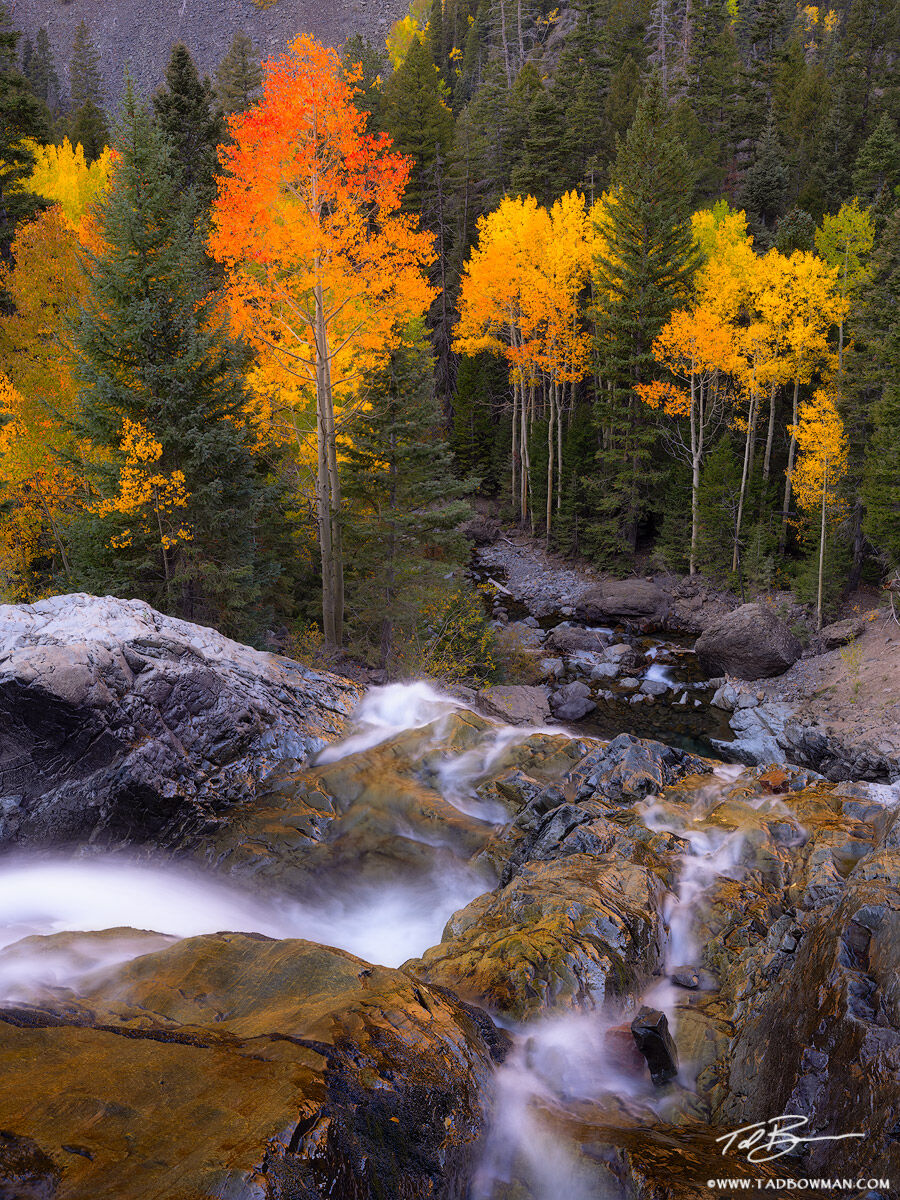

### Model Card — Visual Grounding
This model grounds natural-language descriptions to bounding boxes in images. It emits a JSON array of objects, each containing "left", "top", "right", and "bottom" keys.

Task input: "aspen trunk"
[
  {"left": 689, "top": 372, "right": 699, "bottom": 576},
  {"left": 762, "top": 384, "right": 777, "bottom": 480},
  {"left": 817, "top": 460, "right": 828, "bottom": 631},
  {"left": 779, "top": 373, "right": 801, "bottom": 552},
  {"left": 546, "top": 379, "right": 555, "bottom": 543},
  {"left": 314, "top": 280, "right": 342, "bottom": 647},
  {"left": 732, "top": 390, "right": 759, "bottom": 573}
]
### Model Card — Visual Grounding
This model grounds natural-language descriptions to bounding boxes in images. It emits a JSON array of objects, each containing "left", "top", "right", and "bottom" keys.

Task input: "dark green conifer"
[
  {"left": 73, "top": 89, "right": 279, "bottom": 635},
  {"left": 382, "top": 35, "right": 454, "bottom": 213},
  {"left": 154, "top": 43, "right": 224, "bottom": 214},
  {"left": 588, "top": 75, "right": 699, "bottom": 564},
  {"left": 861, "top": 210, "right": 900, "bottom": 570},
  {"left": 342, "top": 320, "right": 473, "bottom": 668},
  {"left": 69, "top": 20, "right": 102, "bottom": 106},
  {"left": 0, "top": 4, "right": 50, "bottom": 257},
  {"left": 214, "top": 31, "right": 263, "bottom": 117}
]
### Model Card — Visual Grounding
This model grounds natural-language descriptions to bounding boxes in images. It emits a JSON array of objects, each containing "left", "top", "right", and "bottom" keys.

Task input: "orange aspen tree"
[
  {"left": 637, "top": 306, "right": 736, "bottom": 574},
  {"left": 210, "top": 36, "right": 434, "bottom": 647},
  {"left": 789, "top": 386, "right": 848, "bottom": 629}
]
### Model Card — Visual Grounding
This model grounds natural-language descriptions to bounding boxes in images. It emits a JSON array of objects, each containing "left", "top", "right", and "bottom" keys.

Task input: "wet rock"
[
  {"left": 630, "top": 1006, "right": 679, "bottom": 1085},
  {"left": 546, "top": 626, "right": 611, "bottom": 655},
  {"left": 550, "top": 680, "right": 596, "bottom": 722},
  {"left": 671, "top": 965, "right": 700, "bottom": 989},
  {"left": 640, "top": 679, "right": 669, "bottom": 697},
  {"left": 575, "top": 580, "right": 670, "bottom": 627},
  {"left": 0, "top": 932, "right": 501, "bottom": 1200},
  {"left": 606, "top": 643, "right": 640, "bottom": 668},
  {"left": 408, "top": 853, "right": 667, "bottom": 1020},
  {"left": 695, "top": 603, "right": 803, "bottom": 679},
  {"left": 477, "top": 684, "right": 551, "bottom": 726},
  {"left": 0, "top": 594, "right": 358, "bottom": 850},
  {"left": 570, "top": 734, "right": 708, "bottom": 803}
]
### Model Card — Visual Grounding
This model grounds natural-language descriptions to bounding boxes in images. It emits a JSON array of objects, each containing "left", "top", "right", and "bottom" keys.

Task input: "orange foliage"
[{"left": 210, "top": 34, "right": 435, "bottom": 448}]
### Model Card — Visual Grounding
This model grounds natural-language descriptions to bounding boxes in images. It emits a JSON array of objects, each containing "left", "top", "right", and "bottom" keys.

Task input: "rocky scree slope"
[{"left": 9, "top": 0, "right": 409, "bottom": 103}]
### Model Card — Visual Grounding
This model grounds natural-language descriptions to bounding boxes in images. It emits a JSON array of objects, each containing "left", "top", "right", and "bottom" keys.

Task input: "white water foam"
[
  {"left": 0, "top": 855, "right": 490, "bottom": 999},
  {"left": 315, "top": 681, "right": 463, "bottom": 763}
]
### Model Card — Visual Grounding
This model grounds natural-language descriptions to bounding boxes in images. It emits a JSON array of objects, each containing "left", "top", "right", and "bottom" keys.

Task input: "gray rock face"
[
  {"left": 695, "top": 602, "right": 803, "bottom": 679},
  {"left": 8, "top": 0, "right": 409, "bottom": 104},
  {"left": 575, "top": 580, "right": 670, "bottom": 627},
  {"left": 0, "top": 594, "right": 358, "bottom": 848}
]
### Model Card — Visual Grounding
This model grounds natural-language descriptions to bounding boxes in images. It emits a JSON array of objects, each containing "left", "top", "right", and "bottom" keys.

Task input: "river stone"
[
  {"left": 575, "top": 580, "right": 670, "bottom": 627},
  {"left": 550, "top": 680, "right": 596, "bottom": 722},
  {"left": 695, "top": 603, "right": 803, "bottom": 679},
  {"left": 0, "top": 594, "right": 359, "bottom": 850},
  {"left": 477, "top": 684, "right": 551, "bottom": 725},
  {"left": 570, "top": 734, "right": 708, "bottom": 803},
  {"left": 0, "top": 931, "right": 503, "bottom": 1200},
  {"left": 546, "top": 626, "right": 611, "bottom": 655}
]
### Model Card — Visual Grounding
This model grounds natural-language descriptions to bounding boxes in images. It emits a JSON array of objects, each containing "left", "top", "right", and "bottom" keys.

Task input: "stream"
[{"left": 0, "top": 665, "right": 780, "bottom": 1199}]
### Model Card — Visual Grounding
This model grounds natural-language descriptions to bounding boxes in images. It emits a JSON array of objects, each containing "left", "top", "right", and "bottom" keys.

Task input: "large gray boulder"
[
  {"left": 0, "top": 594, "right": 359, "bottom": 848},
  {"left": 574, "top": 579, "right": 670, "bottom": 627},
  {"left": 695, "top": 602, "right": 803, "bottom": 679},
  {"left": 477, "top": 684, "right": 551, "bottom": 725}
]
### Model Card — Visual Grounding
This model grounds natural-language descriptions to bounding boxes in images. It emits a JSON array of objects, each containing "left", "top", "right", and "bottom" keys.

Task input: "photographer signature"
[{"left": 716, "top": 1115, "right": 865, "bottom": 1163}]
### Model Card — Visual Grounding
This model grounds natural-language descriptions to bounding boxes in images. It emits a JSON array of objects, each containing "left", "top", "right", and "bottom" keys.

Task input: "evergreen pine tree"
[
  {"left": 73, "top": 89, "right": 279, "bottom": 635},
  {"left": 214, "top": 31, "right": 263, "bottom": 117},
  {"left": 741, "top": 115, "right": 789, "bottom": 238},
  {"left": 340, "top": 35, "right": 386, "bottom": 126},
  {"left": 861, "top": 210, "right": 900, "bottom": 570},
  {"left": 68, "top": 99, "right": 108, "bottom": 164},
  {"left": 66, "top": 21, "right": 107, "bottom": 161},
  {"left": 24, "top": 27, "right": 58, "bottom": 107},
  {"left": 342, "top": 320, "right": 473, "bottom": 668},
  {"left": 154, "top": 43, "right": 224, "bottom": 214},
  {"left": 69, "top": 20, "right": 102, "bottom": 106},
  {"left": 852, "top": 114, "right": 900, "bottom": 218},
  {"left": 382, "top": 35, "right": 454, "bottom": 213},
  {"left": 510, "top": 84, "right": 569, "bottom": 205},
  {"left": 0, "top": 4, "right": 50, "bottom": 257},
  {"left": 588, "top": 75, "right": 699, "bottom": 564}
]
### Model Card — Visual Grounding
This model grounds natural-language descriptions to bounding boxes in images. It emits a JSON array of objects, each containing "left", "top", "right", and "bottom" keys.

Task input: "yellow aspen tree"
[
  {"left": 789, "top": 385, "right": 848, "bottom": 629},
  {"left": 637, "top": 306, "right": 737, "bottom": 574},
  {"left": 93, "top": 419, "right": 193, "bottom": 599},
  {"left": 454, "top": 194, "right": 551, "bottom": 525},
  {"left": 753, "top": 250, "right": 844, "bottom": 549}
]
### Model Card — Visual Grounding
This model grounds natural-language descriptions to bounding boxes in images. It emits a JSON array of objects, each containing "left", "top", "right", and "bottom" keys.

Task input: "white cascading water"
[
  {"left": 314, "top": 680, "right": 464, "bottom": 763},
  {"left": 0, "top": 682, "right": 545, "bottom": 1000},
  {"left": 471, "top": 762, "right": 753, "bottom": 1200}
]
